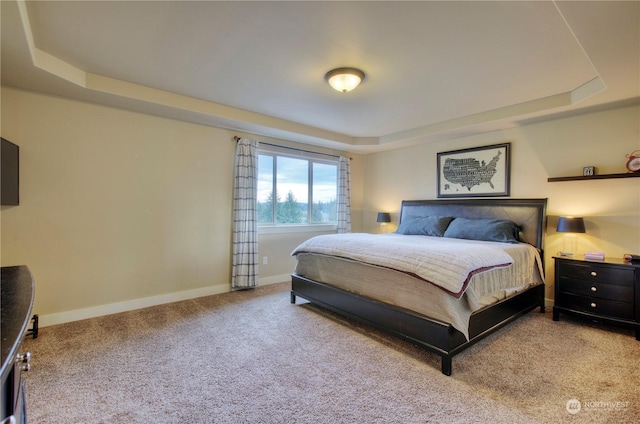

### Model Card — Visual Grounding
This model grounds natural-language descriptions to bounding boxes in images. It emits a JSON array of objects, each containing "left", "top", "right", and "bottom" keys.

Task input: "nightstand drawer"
[
  {"left": 558, "top": 292, "right": 634, "bottom": 320},
  {"left": 557, "top": 262, "right": 634, "bottom": 286},
  {"left": 558, "top": 278, "right": 634, "bottom": 302}
]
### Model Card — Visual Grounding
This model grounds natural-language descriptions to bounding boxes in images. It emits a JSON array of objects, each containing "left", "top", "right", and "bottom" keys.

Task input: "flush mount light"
[{"left": 324, "top": 67, "right": 366, "bottom": 93}]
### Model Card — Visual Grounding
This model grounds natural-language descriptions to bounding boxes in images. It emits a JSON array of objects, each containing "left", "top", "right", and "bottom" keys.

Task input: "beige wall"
[
  {"left": 0, "top": 87, "right": 359, "bottom": 324},
  {"left": 2, "top": 86, "right": 638, "bottom": 322},
  {"left": 361, "top": 104, "right": 640, "bottom": 301}
]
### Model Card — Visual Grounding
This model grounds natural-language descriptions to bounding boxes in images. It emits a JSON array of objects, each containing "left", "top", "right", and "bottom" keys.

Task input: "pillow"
[
  {"left": 443, "top": 218, "right": 520, "bottom": 243},
  {"left": 395, "top": 215, "right": 454, "bottom": 237}
]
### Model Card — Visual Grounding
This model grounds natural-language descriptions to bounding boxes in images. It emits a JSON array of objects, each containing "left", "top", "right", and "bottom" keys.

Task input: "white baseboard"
[
  {"left": 258, "top": 273, "right": 291, "bottom": 286},
  {"left": 37, "top": 275, "right": 543, "bottom": 328},
  {"left": 38, "top": 274, "right": 292, "bottom": 328}
]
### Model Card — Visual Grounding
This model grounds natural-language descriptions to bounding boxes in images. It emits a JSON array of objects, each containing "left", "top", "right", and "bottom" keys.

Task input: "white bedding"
[{"left": 291, "top": 233, "right": 518, "bottom": 298}]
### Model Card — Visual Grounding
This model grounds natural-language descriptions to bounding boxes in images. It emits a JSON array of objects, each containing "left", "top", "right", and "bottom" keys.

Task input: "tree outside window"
[{"left": 258, "top": 152, "right": 338, "bottom": 225}]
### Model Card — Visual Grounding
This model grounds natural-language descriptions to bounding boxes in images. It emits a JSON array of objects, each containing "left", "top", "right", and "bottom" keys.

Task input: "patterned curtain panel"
[
  {"left": 336, "top": 156, "right": 352, "bottom": 234},
  {"left": 231, "top": 138, "right": 259, "bottom": 290}
]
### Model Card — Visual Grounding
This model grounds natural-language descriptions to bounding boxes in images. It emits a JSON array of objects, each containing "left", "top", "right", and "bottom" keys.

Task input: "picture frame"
[{"left": 437, "top": 143, "right": 510, "bottom": 198}]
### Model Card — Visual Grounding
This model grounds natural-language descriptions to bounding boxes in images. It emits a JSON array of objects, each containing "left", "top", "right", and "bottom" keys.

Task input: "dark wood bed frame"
[{"left": 290, "top": 198, "right": 547, "bottom": 376}]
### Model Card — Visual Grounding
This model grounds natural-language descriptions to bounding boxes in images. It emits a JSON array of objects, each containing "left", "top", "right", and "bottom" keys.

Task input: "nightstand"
[{"left": 553, "top": 256, "right": 640, "bottom": 340}]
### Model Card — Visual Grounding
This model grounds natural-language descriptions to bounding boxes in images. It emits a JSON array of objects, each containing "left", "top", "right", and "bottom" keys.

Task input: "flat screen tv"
[{"left": 1, "top": 137, "right": 19, "bottom": 205}]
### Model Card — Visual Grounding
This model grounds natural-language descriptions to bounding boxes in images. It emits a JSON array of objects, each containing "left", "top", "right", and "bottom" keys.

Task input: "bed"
[{"left": 290, "top": 198, "right": 547, "bottom": 375}]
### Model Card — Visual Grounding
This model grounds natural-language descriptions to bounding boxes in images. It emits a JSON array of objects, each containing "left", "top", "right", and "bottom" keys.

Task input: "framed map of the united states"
[{"left": 437, "top": 143, "right": 510, "bottom": 198}]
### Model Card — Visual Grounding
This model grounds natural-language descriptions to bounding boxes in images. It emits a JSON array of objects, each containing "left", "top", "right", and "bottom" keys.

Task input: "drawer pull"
[
  {"left": 591, "top": 286, "right": 597, "bottom": 292},
  {"left": 15, "top": 351, "right": 30, "bottom": 365},
  {"left": 15, "top": 351, "right": 31, "bottom": 372},
  {"left": 590, "top": 302, "right": 597, "bottom": 308},
  {"left": 590, "top": 271, "right": 597, "bottom": 277}
]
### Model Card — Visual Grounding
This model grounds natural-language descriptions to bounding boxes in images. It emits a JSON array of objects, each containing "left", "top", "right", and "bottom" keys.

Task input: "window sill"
[{"left": 258, "top": 224, "right": 337, "bottom": 234}]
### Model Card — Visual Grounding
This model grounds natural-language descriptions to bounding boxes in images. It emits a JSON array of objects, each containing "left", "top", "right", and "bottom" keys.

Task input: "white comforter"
[{"left": 291, "top": 233, "right": 516, "bottom": 298}]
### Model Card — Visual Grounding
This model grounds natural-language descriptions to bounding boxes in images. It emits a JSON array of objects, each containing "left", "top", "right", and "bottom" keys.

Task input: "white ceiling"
[{"left": 2, "top": 1, "right": 639, "bottom": 153}]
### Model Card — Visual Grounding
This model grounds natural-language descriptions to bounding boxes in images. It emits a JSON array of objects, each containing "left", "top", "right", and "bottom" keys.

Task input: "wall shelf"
[{"left": 548, "top": 172, "right": 640, "bottom": 182}]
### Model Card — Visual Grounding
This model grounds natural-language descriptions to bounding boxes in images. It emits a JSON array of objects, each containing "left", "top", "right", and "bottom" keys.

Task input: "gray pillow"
[
  {"left": 395, "top": 215, "right": 454, "bottom": 237},
  {"left": 443, "top": 218, "right": 520, "bottom": 243}
]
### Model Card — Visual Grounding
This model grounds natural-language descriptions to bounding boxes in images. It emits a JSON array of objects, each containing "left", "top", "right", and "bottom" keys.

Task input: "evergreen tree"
[
  {"left": 278, "top": 191, "right": 304, "bottom": 223},
  {"left": 312, "top": 201, "right": 323, "bottom": 222},
  {"left": 258, "top": 191, "right": 277, "bottom": 223}
]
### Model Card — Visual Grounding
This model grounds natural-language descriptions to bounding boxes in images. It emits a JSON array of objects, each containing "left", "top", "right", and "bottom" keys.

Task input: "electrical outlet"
[{"left": 263, "top": 256, "right": 268, "bottom": 265}]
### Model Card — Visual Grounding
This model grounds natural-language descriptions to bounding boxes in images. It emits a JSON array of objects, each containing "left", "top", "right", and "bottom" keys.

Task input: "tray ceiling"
[{"left": 2, "top": 1, "right": 638, "bottom": 152}]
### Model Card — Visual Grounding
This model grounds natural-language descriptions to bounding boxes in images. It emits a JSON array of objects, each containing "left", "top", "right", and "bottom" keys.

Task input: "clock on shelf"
[
  {"left": 582, "top": 166, "right": 595, "bottom": 176},
  {"left": 626, "top": 150, "right": 640, "bottom": 173}
]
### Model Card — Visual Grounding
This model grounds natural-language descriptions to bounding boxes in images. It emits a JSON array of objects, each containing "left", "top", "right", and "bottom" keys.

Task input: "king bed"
[{"left": 290, "top": 198, "right": 547, "bottom": 375}]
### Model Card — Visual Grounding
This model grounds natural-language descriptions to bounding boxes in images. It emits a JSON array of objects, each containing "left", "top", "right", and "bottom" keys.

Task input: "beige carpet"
[{"left": 23, "top": 282, "right": 640, "bottom": 423}]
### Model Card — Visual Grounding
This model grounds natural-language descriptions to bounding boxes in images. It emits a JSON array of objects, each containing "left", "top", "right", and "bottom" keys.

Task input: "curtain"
[
  {"left": 336, "top": 156, "right": 352, "bottom": 233},
  {"left": 231, "top": 138, "right": 259, "bottom": 290}
]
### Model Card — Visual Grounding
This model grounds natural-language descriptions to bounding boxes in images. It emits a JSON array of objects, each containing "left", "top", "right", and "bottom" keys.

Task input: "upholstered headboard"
[{"left": 399, "top": 198, "right": 547, "bottom": 252}]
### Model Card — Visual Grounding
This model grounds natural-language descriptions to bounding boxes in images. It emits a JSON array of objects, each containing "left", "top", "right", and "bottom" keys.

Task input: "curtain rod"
[{"left": 234, "top": 136, "right": 350, "bottom": 160}]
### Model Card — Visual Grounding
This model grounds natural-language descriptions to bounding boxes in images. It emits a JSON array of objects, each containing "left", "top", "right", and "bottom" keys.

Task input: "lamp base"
[{"left": 562, "top": 234, "right": 578, "bottom": 256}]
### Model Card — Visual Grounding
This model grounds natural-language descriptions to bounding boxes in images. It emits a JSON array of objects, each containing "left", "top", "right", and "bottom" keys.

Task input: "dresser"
[
  {"left": 1, "top": 266, "right": 35, "bottom": 424},
  {"left": 553, "top": 256, "right": 640, "bottom": 340}
]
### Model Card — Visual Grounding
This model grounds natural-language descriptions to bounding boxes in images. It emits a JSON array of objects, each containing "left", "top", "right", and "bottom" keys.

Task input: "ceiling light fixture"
[{"left": 324, "top": 67, "right": 366, "bottom": 93}]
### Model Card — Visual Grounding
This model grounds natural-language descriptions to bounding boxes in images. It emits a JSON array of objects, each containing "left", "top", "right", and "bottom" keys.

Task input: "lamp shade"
[
  {"left": 377, "top": 212, "right": 391, "bottom": 223},
  {"left": 556, "top": 217, "right": 586, "bottom": 233},
  {"left": 325, "top": 67, "right": 365, "bottom": 93}
]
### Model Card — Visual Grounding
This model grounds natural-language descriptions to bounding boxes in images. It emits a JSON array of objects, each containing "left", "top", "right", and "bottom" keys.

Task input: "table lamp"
[{"left": 556, "top": 217, "right": 585, "bottom": 256}]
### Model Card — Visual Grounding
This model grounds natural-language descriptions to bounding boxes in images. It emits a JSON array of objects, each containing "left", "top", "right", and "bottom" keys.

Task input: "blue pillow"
[
  {"left": 443, "top": 218, "right": 520, "bottom": 243},
  {"left": 396, "top": 215, "right": 454, "bottom": 237}
]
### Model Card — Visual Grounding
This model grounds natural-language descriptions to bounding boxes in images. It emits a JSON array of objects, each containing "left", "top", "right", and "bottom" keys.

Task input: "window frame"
[{"left": 257, "top": 147, "right": 339, "bottom": 233}]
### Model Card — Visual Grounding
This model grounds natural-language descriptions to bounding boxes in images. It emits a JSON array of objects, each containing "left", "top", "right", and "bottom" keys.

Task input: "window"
[{"left": 257, "top": 149, "right": 338, "bottom": 228}]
